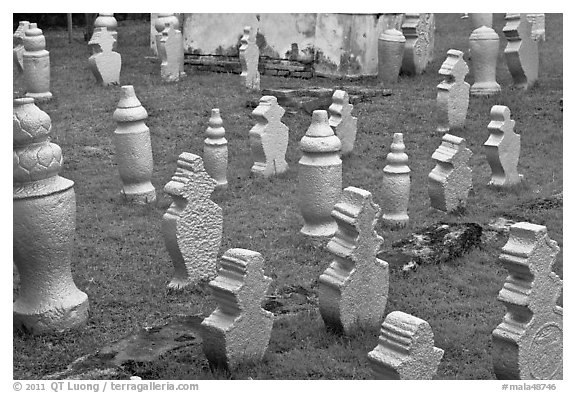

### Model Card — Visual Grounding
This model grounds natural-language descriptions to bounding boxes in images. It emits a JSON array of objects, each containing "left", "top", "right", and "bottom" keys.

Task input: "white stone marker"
[
  {"left": 377, "top": 28, "right": 406, "bottom": 84},
  {"left": 154, "top": 13, "right": 179, "bottom": 57},
  {"left": 23, "top": 23, "right": 52, "bottom": 102},
  {"left": 249, "top": 96, "right": 289, "bottom": 177},
  {"left": 13, "top": 98, "right": 89, "bottom": 334},
  {"left": 484, "top": 105, "right": 523, "bottom": 188},
  {"left": 13, "top": 21, "right": 30, "bottom": 73},
  {"left": 162, "top": 153, "right": 222, "bottom": 289},
  {"left": 504, "top": 13, "right": 539, "bottom": 90},
  {"left": 203, "top": 109, "right": 228, "bottom": 190},
  {"left": 467, "top": 13, "right": 493, "bottom": 30},
  {"left": 299, "top": 110, "right": 342, "bottom": 238},
  {"left": 159, "top": 23, "right": 185, "bottom": 82},
  {"left": 112, "top": 85, "right": 156, "bottom": 204},
  {"left": 401, "top": 13, "right": 435, "bottom": 76},
  {"left": 469, "top": 26, "right": 501, "bottom": 96},
  {"left": 492, "top": 222, "right": 562, "bottom": 380},
  {"left": 201, "top": 248, "right": 273, "bottom": 370},
  {"left": 526, "top": 13, "right": 545, "bottom": 42},
  {"left": 329, "top": 90, "right": 358, "bottom": 156},
  {"left": 239, "top": 26, "right": 260, "bottom": 91},
  {"left": 319, "top": 187, "right": 389, "bottom": 334},
  {"left": 381, "top": 133, "right": 410, "bottom": 227},
  {"left": 436, "top": 49, "right": 470, "bottom": 133},
  {"left": 93, "top": 13, "right": 117, "bottom": 50},
  {"left": 88, "top": 27, "right": 121, "bottom": 86},
  {"left": 368, "top": 311, "right": 444, "bottom": 379},
  {"left": 428, "top": 134, "right": 473, "bottom": 212}
]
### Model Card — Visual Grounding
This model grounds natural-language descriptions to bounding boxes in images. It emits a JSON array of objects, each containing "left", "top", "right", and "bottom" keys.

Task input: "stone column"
[
  {"left": 377, "top": 28, "right": 405, "bottom": 84},
  {"left": 469, "top": 26, "right": 501, "bottom": 96},
  {"left": 23, "top": 23, "right": 52, "bottom": 102},
  {"left": 381, "top": 133, "right": 410, "bottom": 228}
]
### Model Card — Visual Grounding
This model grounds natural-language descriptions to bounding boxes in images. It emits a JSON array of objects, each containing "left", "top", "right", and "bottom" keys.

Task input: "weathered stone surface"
[
  {"left": 428, "top": 134, "right": 473, "bottom": 212},
  {"left": 201, "top": 249, "right": 273, "bottom": 370},
  {"left": 436, "top": 49, "right": 469, "bottom": 133},
  {"left": 484, "top": 105, "right": 522, "bottom": 187},
  {"left": 239, "top": 26, "right": 260, "bottom": 91},
  {"left": 368, "top": 311, "right": 444, "bottom": 379},
  {"left": 329, "top": 90, "right": 357, "bottom": 156},
  {"left": 466, "top": 13, "right": 493, "bottom": 30},
  {"left": 492, "top": 222, "right": 563, "bottom": 380},
  {"left": 378, "top": 28, "right": 405, "bottom": 84},
  {"left": 13, "top": 21, "right": 30, "bottom": 73},
  {"left": 319, "top": 187, "right": 389, "bottom": 334},
  {"left": 504, "top": 13, "right": 539, "bottom": 89},
  {"left": 203, "top": 109, "right": 228, "bottom": 189},
  {"left": 469, "top": 26, "right": 501, "bottom": 96},
  {"left": 249, "top": 96, "right": 289, "bottom": 177},
  {"left": 401, "top": 13, "right": 435, "bottom": 76},
  {"left": 112, "top": 85, "right": 156, "bottom": 204},
  {"left": 162, "top": 153, "right": 222, "bottom": 289},
  {"left": 88, "top": 27, "right": 121, "bottom": 86},
  {"left": 93, "top": 13, "right": 117, "bottom": 50},
  {"left": 153, "top": 13, "right": 180, "bottom": 57},
  {"left": 526, "top": 13, "right": 545, "bottom": 42},
  {"left": 23, "top": 23, "right": 52, "bottom": 101},
  {"left": 159, "top": 23, "right": 185, "bottom": 83},
  {"left": 299, "top": 110, "right": 342, "bottom": 238},
  {"left": 13, "top": 98, "right": 89, "bottom": 334},
  {"left": 381, "top": 133, "right": 410, "bottom": 228}
]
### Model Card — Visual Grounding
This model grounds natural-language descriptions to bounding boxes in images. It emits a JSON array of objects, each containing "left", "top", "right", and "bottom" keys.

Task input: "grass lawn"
[{"left": 13, "top": 13, "right": 562, "bottom": 380}]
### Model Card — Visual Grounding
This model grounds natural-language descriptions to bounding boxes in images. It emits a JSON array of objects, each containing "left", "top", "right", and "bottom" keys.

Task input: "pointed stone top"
[
  {"left": 113, "top": 86, "right": 148, "bottom": 122},
  {"left": 206, "top": 108, "right": 225, "bottom": 139},
  {"left": 300, "top": 110, "right": 342, "bottom": 154},
  {"left": 470, "top": 25, "right": 499, "bottom": 40},
  {"left": 117, "top": 85, "right": 142, "bottom": 108},
  {"left": 385, "top": 133, "right": 410, "bottom": 168}
]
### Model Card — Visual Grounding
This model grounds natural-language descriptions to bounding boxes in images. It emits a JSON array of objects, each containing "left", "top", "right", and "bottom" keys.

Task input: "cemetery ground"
[{"left": 13, "top": 14, "right": 562, "bottom": 380}]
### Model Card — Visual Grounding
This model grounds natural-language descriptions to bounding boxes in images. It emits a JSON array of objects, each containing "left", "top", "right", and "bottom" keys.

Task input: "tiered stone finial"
[
  {"left": 239, "top": 26, "right": 260, "bottom": 91},
  {"left": 428, "top": 134, "right": 473, "bottom": 212},
  {"left": 154, "top": 13, "right": 179, "bottom": 57},
  {"left": 203, "top": 109, "right": 228, "bottom": 189},
  {"left": 112, "top": 85, "right": 156, "bottom": 204},
  {"left": 298, "top": 110, "right": 342, "bottom": 238},
  {"left": 368, "top": 311, "right": 444, "bottom": 379},
  {"left": 503, "top": 13, "right": 539, "bottom": 89},
  {"left": 436, "top": 49, "right": 470, "bottom": 133},
  {"left": 162, "top": 153, "right": 222, "bottom": 289},
  {"left": 381, "top": 133, "right": 410, "bottom": 227},
  {"left": 492, "top": 222, "right": 563, "bottom": 379},
  {"left": 158, "top": 23, "right": 185, "bottom": 82},
  {"left": 13, "top": 98, "right": 89, "bottom": 334},
  {"left": 249, "top": 96, "right": 289, "bottom": 177},
  {"left": 469, "top": 25, "right": 501, "bottom": 96},
  {"left": 23, "top": 23, "right": 52, "bottom": 102},
  {"left": 88, "top": 27, "right": 121, "bottom": 86},
  {"left": 377, "top": 28, "right": 406, "bottom": 84},
  {"left": 484, "top": 105, "right": 523, "bottom": 188},
  {"left": 13, "top": 21, "right": 30, "bottom": 73},
  {"left": 93, "top": 13, "right": 117, "bottom": 50},
  {"left": 319, "top": 187, "right": 389, "bottom": 334},
  {"left": 201, "top": 248, "right": 273, "bottom": 370},
  {"left": 526, "top": 14, "right": 546, "bottom": 42},
  {"left": 329, "top": 90, "right": 358, "bottom": 156},
  {"left": 400, "top": 13, "right": 435, "bottom": 76}
]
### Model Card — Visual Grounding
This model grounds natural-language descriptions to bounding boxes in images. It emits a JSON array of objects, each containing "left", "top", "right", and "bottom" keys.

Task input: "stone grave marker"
[
  {"left": 201, "top": 248, "right": 273, "bottom": 370},
  {"left": 329, "top": 90, "right": 358, "bottom": 156},
  {"left": 153, "top": 13, "right": 180, "bottom": 57},
  {"left": 503, "top": 13, "right": 539, "bottom": 89},
  {"left": 526, "top": 13, "right": 545, "bottom": 42},
  {"left": 249, "top": 96, "right": 289, "bottom": 177},
  {"left": 436, "top": 49, "right": 469, "bottom": 133},
  {"left": 484, "top": 105, "right": 523, "bottom": 188},
  {"left": 377, "top": 28, "right": 405, "bottom": 84},
  {"left": 319, "top": 187, "right": 389, "bottom": 334},
  {"left": 469, "top": 26, "right": 501, "bottom": 96},
  {"left": 368, "top": 311, "right": 444, "bottom": 379},
  {"left": 465, "top": 13, "right": 493, "bottom": 30},
  {"left": 23, "top": 23, "right": 52, "bottom": 101},
  {"left": 492, "top": 222, "right": 563, "bottom": 380},
  {"left": 203, "top": 109, "right": 228, "bottom": 190},
  {"left": 93, "top": 13, "right": 117, "bottom": 50},
  {"left": 162, "top": 153, "right": 222, "bottom": 289},
  {"left": 401, "top": 13, "right": 435, "bottom": 76},
  {"left": 239, "top": 26, "right": 260, "bottom": 91},
  {"left": 381, "top": 133, "right": 410, "bottom": 228},
  {"left": 428, "top": 133, "right": 473, "bottom": 212},
  {"left": 88, "top": 27, "right": 121, "bottom": 86},
  {"left": 13, "top": 21, "right": 30, "bottom": 73},
  {"left": 159, "top": 23, "right": 184, "bottom": 82}
]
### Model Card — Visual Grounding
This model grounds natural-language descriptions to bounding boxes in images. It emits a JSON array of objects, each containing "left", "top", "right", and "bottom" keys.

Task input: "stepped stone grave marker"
[
  {"left": 428, "top": 134, "right": 473, "bottom": 212},
  {"left": 23, "top": 23, "right": 52, "bottom": 101},
  {"left": 203, "top": 109, "right": 228, "bottom": 189},
  {"left": 112, "top": 85, "right": 156, "bottom": 204},
  {"left": 329, "top": 90, "right": 358, "bottom": 156},
  {"left": 378, "top": 28, "right": 405, "bottom": 84},
  {"left": 159, "top": 23, "right": 185, "bottom": 82},
  {"left": 492, "top": 222, "right": 563, "bottom": 380},
  {"left": 436, "top": 49, "right": 469, "bottom": 133},
  {"left": 368, "top": 311, "right": 444, "bottom": 379},
  {"left": 93, "top": 13, "right": 117, "bottom": 50},
  {"left": 249, "top": 96, "right": 289, "bottom": 177},
  {"left": 13, "top": 21, "right": 30, "bottom": 73},
  {"left": 319, "top": 187, "right": 389, "bottom": 334},
  {"left": 299, "top": 110, "right": 342, "bottom": 238},
  {"left": 401, "top": 13, "right": 435, "bottom": 76},
  {"left": 469, "top": 26, "right": 501, "bottom": 96},
  {"left": 88, "top": 27, "right": 121, "bottom": 86},
  {"left": 484, "top": 105, "right": 523, "bottom": 188},
  {"left": 239, "top": 26, "right": 260, "bottom": 91},
  {"left": 201, "top": 248, "right": 274, "bottom": 370},
  {"left": 162, "top": 153, "right": 222, "bottom": 289},
  {"left": 526, "top": 13, "right": 545, "bottom": 42},
  {"left": 504, "top": 13, "right": 539, "bottom": 89},
  {"left": 13, "top": 98, "right": 89, "bottom": 334},
  {"left": 381, "top": 133, "right": 410, "bottom": 228}
]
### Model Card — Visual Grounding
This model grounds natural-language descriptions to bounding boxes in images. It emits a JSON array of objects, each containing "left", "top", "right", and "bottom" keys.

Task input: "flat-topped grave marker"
[
  {"left": 436, "top": 49, "right": 469, "bottom": 133},
  {"left": 159, "top": 23, "right": 185, "bottom": 82},
  {"left": 88, "top": 26, "right": 121, "bottom": 86},
  {"left": 504, "top": 13, "right": 539, "bottom": 89},
  {"left": 329, "top": 90, "right": 358, "bottom": 156},
  {"left": 469, "top": 26, "right": 501, "bottom": 96}
]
